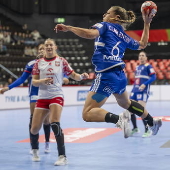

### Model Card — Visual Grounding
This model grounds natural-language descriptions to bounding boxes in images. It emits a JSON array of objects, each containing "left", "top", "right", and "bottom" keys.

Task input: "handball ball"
[{"left": 141, "top": 1, "right": 157, "bottom": 15}]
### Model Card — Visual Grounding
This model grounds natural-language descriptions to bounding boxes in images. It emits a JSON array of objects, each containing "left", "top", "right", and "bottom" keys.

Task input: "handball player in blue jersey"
[
  {"left": 54, "top": 6, "right": 162, "bottom": 138},
  {"left": 130, "top": 51, "right": 156, "bottom": 138},
  {"left": 0, "top": 44, "right": 69, "bottom": 153}
]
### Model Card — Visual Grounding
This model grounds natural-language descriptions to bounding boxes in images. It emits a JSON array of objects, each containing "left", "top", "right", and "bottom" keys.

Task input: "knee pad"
[
  {"left": 50, "top": 122, "right": 62, "bottom": 137},
  {"left": 128, "top": 100, "right": 144, "bottom": 117}
]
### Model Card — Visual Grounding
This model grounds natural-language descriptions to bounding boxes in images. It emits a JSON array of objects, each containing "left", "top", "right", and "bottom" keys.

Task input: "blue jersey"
[
  {"left": 8, "top": 59, "right": 39, "bottom": 102},
  {"left": 24, "top": 60, "right": 39, "bottom": 97},
  {"left": 131, "top": 63, "right": 156, "bottom": 93},
  {"left": 91, "top": 22, "right": 140, "bottom": 72}
]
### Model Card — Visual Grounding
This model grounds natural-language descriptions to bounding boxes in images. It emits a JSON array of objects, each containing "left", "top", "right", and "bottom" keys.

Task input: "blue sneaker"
[{"left": 150, "top": 118, "right": 162, "bottom": 135}]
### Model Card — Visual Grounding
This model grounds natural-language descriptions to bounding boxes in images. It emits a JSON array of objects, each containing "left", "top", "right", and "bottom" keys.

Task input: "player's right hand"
[
  {"left": 54, "top": 24, "right": 69, "bottom": 33},
  {"left": 0, "top": 87, "right": 9, "bottom": 94}
]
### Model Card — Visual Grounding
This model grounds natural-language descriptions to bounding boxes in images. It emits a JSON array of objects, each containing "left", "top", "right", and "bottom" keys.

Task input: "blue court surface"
[{"left": 0, "top": 101, "right": 169, "bottom": 170}]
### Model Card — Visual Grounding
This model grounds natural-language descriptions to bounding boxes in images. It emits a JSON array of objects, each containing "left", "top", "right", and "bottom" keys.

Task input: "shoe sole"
[
  {"left": 54, "top": 162, "right": 68, "bottom": 166},
  {"left": 123, "top": 111, "right": 131, "bottom": 138},
  {"left": 32, "top": 158, "right": 40, "bottom": 162}
]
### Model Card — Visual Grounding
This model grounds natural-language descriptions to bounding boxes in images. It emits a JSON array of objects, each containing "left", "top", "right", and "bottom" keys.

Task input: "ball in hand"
[{"left": 141, "top": 1, "right": 157, "bottom": 15}]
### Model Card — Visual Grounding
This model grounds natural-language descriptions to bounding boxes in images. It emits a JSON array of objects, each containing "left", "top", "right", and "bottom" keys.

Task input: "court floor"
[{"left": 0, "top": 101, "right": 169, "bottom": 170}]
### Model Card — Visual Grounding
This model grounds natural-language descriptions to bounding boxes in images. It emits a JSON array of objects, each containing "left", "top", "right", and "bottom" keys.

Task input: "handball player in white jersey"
[
  {"left": 54, "top": 6, "right": 162, "bottom": 139},
  {"left": 31, "top": 38, "right": 89, "bottom": 165}
]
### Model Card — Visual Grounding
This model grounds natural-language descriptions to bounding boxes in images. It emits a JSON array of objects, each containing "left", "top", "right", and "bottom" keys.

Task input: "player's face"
[
  {"left": 103, "top": 8, "right": 115, "bottom": 22},
  {"left": 44, "top": 40, "right": 57, "bottom": 57},
  {"left": 37, "top": 45, "right": 45, "bottom": 58},
  {"left": 138, "top": 52, "right": 147, "bottom": 64}
]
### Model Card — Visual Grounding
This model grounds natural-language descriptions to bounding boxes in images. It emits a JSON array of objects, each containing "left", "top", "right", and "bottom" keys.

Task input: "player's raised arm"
[{"left": 54, "top": 24, "right": 99, "bottom": 39}]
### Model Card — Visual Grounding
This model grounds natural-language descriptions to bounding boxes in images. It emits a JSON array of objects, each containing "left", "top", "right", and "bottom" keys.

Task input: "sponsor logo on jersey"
[
  {"left": 47, "top": 68, "right": 53, "bottom": 72},
  {"left": 77, "top": 90, "right": 88, "bottom": 101},
  {"left": 55, "top": 61, "right": 60, "bottom": 66}
]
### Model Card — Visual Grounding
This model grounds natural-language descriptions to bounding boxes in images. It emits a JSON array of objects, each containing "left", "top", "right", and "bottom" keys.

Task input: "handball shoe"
[
  {"left": 116, "top": 110, "right": 131, "bottom": 138},
  {"left": 32, "top": 149, "right": 40, "bottom": 162},
  {"left": 54, "top": 155, "right": 67, "bottom": 166},
  {"left": 44, "top": 142, "right": 50, "bottom": 153},
  {"left": 150, "top": 118, "right": 162, "bottom": 135}
]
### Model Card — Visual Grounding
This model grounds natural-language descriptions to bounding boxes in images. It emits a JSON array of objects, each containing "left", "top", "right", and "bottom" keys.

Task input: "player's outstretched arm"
[
  {"left": 0, "top": 71, "right": 30, "bottom": 94},
  {"left": 54, "top": 24, "right": 99, "bottom": 39}
]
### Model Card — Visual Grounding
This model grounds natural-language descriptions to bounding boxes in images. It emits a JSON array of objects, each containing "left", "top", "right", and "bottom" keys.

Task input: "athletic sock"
[
  {"left": 56, "top": 133, "right": 66, "bottom": 156},
  {"left": 131, "top": 114, "right": 137, "bottom": 129},
  {"left": 143, "top": 114, "right": 153, "bottom": 127},
  {"left": 43, "top": 124, "right": 50, "bottom": 142},
  {"left": 142, "top": 119, "right": 149, "bottom": 132},
  {"left": 30, "top": 132, "right": 39, "bottom": 149},
  {"left": 105, "top": 112, "right": 119, "bottom": 124}
]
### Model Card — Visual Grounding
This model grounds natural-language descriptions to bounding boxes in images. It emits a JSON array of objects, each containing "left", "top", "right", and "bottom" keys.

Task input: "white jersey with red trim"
[{"left": 32, "top": 56, "right": 73, "bottom": 99}]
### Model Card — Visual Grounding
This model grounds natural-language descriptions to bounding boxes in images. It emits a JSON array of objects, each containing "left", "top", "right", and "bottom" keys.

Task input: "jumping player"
[{"left": 54, "top": 6, "right": 162, "bottom": 138}]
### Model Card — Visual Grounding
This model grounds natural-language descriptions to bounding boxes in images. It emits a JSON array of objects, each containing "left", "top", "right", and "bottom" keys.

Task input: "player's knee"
[
  {"left": 82, "top": 112, "right": 91, "bottom": 122},
  {"left": 31, "top": 127, "right": 39, "bottom": 135},
  {"left": 117, "top": 99, "right": 131, "bottom": 109},
  {"left": 51, "top": 122, "right": 62, "bottom": 137}
]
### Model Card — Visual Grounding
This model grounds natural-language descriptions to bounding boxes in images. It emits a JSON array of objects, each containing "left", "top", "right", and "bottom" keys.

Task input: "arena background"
[{"left": 0, "top": 1, "right": 170, "bottom": 170}]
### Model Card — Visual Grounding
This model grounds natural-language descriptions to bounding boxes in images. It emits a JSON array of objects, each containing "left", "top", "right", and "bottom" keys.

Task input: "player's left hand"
[
  {"left": 142, "top": 9, "right": 155, "bottom": 24},
  {"left": 139, "top": 84, "right": 146, "bottom": 91},
  {"left": 54, "top": 24, "right": 69, "bottom": 33}
]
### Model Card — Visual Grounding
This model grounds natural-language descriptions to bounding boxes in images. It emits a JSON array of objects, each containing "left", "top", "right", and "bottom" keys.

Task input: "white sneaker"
[
  {"left": 44, "top": 142, "right": 50, "bottom": 153},
  {"left": 54, "top": 155, "right": 67, "bottom": 166},
  {"left": 150, "top": 118, "right": 162, "bottom": 135},
  {"left": 116, "top": 110, "right": 131, "bottom": 138},
  {"left": 29, "top": 149, "right": 33, "bottom": 155},
  {"left": 32, "top": 149, "right": 40, "bottom": 162}
]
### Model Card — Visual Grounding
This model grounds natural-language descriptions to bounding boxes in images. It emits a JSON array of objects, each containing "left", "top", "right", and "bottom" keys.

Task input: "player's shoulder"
[
  {"left": 56, "top": 56, "right": 66, "bottom": 62},
  {"left": 27, "top": 59, "right": 36, "bottom": 66},
  {"left": 92, "top": 22, "right": 105, "bottom": 29},
  {"left": 145, "top": 63, "right": 150, "bottom": 67}
]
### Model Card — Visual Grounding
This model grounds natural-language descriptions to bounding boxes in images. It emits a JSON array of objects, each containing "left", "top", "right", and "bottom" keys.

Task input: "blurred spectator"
[
  {"left": 32, "top": 46, "right": 38, "bottom": 56},
  {"left": 22, "top": 24, "right": 30, "bottom": 34},
  {"left": 3, "top": 31, "right": 11, "bottom": 44},
  {"left": 31, "top": 30, "right": 41, "bottom": 41},
  {"left": 0, "top": 31, "right": 4, "bottom": 41},
  {"left": 24, "top": 33, "right": 35, "bottom": 45},
  {"left": 12, "top": 32, "right": 19, "bottom": 44},
  {"left": 0, "top": 41, "right": 7, "bottom": 54},
  {"left": 24, "top": 46, "right": 33, "bottom": 57}
]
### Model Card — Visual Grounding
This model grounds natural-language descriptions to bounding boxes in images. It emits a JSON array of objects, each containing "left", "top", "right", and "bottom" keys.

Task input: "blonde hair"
[
  {"left": 110, "top": 6, "right": 136, "bottom": 29},
  {"left": 45, "top": 38, "right": 57, "bottom": 46}
]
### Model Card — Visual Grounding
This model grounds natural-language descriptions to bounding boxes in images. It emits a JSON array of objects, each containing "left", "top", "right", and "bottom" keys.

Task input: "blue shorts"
[
  {"left": 90, "top": 68, "right": 127, "bottom": 97},
  {"left": 130, "top": 92, "right": 149, "bottom": 102},
  {"left": 30, "top": 95, "right": 38, "bottom": 103}
]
